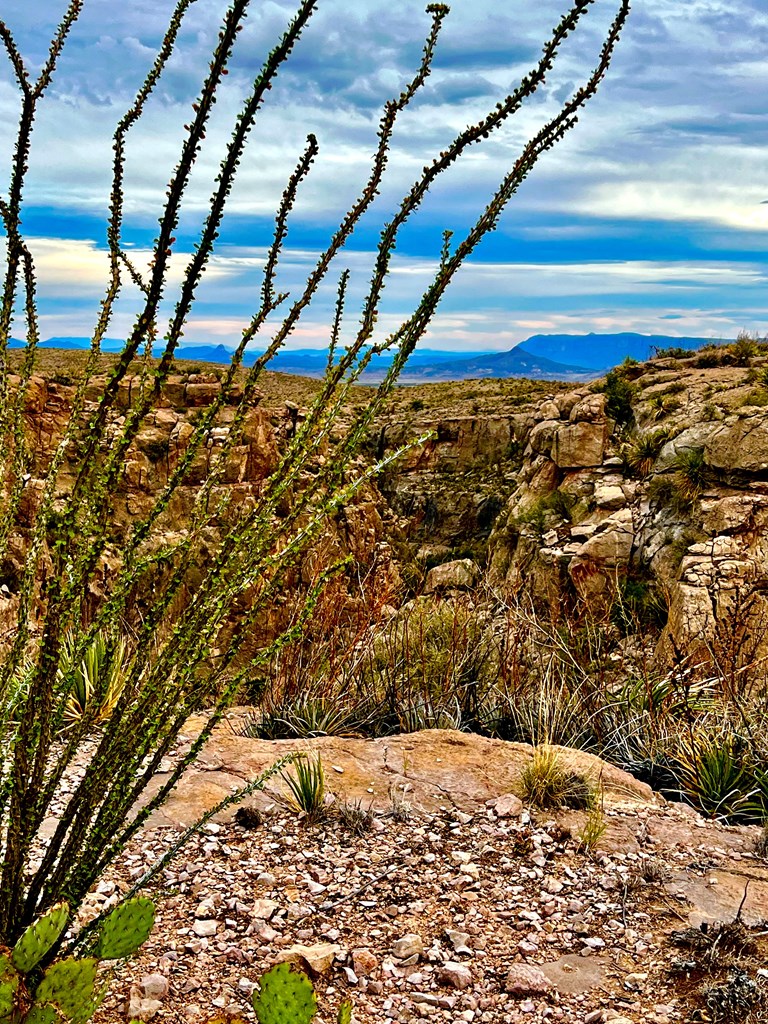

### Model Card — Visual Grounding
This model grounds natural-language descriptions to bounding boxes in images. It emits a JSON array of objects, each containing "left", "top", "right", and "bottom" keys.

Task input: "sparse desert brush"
[
  {"left": 578, "top": 798, "right": 607, "bottom": 853},
  {"left": 280, "top": 754, "right": 327, "bottom": 822},
  {"left": 594, "top": 367, "right": 638, "bottom": 428}
]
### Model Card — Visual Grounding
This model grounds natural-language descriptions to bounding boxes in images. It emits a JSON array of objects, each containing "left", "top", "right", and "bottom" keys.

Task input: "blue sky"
[{"left": 1, "top": 0, "right": 767, "bottom": 353}]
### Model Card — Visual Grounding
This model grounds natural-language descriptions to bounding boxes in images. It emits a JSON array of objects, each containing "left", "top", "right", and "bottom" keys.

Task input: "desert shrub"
[
  {"left": 647, "top": 468, "right": 702, "bottom": 516},
  {"left": 245, "top": 691, "right": 363, "bottom": 740},
  {"left": 739, "top": 388, "right": 768, "bottom": 407},
  {"left": 729, "top": 331, "right": 759, "bottom": 366},
  {"left": 516, "top": 488, "right": 577, "bottom": 532},
  {"left": 141, "top": 438, "right": 171, "bottom": 463},
  {"left": 693, "top": 346, "right": 727, "bottom": 369},
  {"left": 647, "top": 474, "right": 695, "bottom": 516},
  {"left": 360, "top": 600, "right": 499, "bottom": 733},
  {"left": 610, "top": 575, "right": 668, "bottom": 635},
  {"left": 674, "top": 733, "right": 766, "bottom": 823},
  {"left": 578, "top": 799, "right": 607, "bottom": 852},
  {"left": 336, "top": 797, "right": 374, "bottom": 836},
  {"left": 647, "top": 392, "right": 681, "bottom": 420},
  {"left": 653, "top": 345, "right": 690, "bottom": 360},
  {"left": 595, "top": 368, "right": 638, "bottom": 427},
  {"left": 671, "top": 447, "right": 709, "bottom": 499}
]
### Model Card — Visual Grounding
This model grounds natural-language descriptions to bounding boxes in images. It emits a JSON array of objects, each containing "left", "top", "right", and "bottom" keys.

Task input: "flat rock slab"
[
  {"left": 667, "top": 864, "right": 768, "bottom": 928},
  {"left": 540, "top": 953, "right": 609, "bottom": 995},
  {"left": 142, "top": 723, "right": 655, "bottom": 829}
]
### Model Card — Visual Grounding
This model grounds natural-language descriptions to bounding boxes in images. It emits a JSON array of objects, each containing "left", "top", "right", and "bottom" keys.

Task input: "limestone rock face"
[
  {"left": 487, "top": 372, "right": 768, "bottom": 661},
  {"left": 552, "top": 421, "right": 607, "bottom": 469},
  {"left": 706, "top": 415, "right": 768, "bottom": 473}
]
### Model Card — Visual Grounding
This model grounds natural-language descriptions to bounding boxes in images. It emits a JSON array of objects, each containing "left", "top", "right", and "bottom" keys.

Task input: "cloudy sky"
[{"left": 0, "top": 0, "right": 767, "bottom": 353}]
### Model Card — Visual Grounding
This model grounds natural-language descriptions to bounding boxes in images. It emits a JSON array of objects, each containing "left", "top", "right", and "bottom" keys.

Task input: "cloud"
[{"left": 0, "top": 0, "right": 766, "bottom": 348}]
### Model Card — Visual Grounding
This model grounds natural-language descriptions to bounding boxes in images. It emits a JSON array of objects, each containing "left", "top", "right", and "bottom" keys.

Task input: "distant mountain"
[
  {"left": 393, "top": 346, "right": 596, "bottom": 382},
  {"left": 8, "top": 332, "right": 730, "bottom": 382},
  {"left": 522, "top": 332, "right": 724, "bottom": 371}
]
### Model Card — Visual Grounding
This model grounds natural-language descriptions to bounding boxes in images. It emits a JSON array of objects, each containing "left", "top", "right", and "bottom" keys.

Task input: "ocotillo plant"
[{"left": 0, "top": 0, "right": 630, "bottom": 955}]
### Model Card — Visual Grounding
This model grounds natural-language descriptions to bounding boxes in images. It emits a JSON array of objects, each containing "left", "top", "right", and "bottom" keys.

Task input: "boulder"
[
  {"left": 425, "top": 559, "right": 480, "bottom": 593},
  {"left": 529, "top": 419, "right": 560, "bottom": 456},
  {"left": 552, "top": 421, "right": 607, "bottom": 469},
  {"left": 569, "top": 393, "right": 606, "bottom": 423}
]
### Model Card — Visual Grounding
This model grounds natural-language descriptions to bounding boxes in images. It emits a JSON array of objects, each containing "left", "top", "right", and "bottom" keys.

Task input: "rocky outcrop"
[{"left": 488, "top": 361, "right": 768, "bottom": 662}]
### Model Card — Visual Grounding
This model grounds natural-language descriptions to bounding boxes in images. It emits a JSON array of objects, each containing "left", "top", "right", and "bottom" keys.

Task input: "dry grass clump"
[{"left": 519, "top": 747, "right": 597, "bottom": 810}]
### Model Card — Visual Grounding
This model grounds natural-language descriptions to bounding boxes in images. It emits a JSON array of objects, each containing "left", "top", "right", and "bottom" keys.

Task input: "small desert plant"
[
  {"left": 647, "top": 392, "right": 681, "bottom": 420},
  {"left": 611, "top": 575, "right": 668, "bottom": 635},
  {"left": 248, "top": 963, "right": 352, "bottom": 1024},
  {"left": 60, "top": 630, "right": 131, "bottom": 729},
  {"left": 280, "top": 754, "right": 327, "bottom": 822},
  {"left": 647, "top": 474, "right": 696, "bottom": 516},
  {"left": 336, "top": 797, "right": 374, "bottom": 836},
  {"left": 621, "top": 428, "right": 670, "bottom": 478},
  {"left": 254, "top": 692, "right": 362, "bottom": 740},
  {"left": 519, "top": 747, "right": 597, "bottom": 810},
  {"left": 517, "top": 489, "right": 577, "bottom": 532},
  {"left": 577, "top": 798, "right": 607, "bottom": 853},
  {"left": 675, "top": 733, "right": 760, "bottom": 823},
  {"left": 653, "top": 345, "right": 690, "bottom": 360},
  {"left": 389, "top": 785, "right": 412, "bottom": 822}
]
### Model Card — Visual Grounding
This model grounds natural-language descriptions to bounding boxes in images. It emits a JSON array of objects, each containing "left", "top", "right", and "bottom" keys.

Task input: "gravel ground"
[{"left": 87, "top": 800, "right": 768, "bottom": 1024}]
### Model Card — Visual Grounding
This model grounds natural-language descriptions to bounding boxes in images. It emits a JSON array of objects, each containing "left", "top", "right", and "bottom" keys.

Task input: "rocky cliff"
[{"left": 486, "top": 352, "right": 768, "bottom": 665}]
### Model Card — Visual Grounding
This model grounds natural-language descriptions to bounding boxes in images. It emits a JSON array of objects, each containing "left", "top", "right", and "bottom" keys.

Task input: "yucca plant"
[
  {"left": 675, "top": 733, "right": 760, "bottom": 822},
  {"left": 620, "top": 428, "right": 669, "bottom": 478},
  {"left": 0, "top": 0, "right": 630, "bottom": 971},
  {"left": 280, "top": 754, "right": 326, "bottom": 822},
  {"left": 59, "top": 630, "right": 130, "bottom": 729},
  {"left": 671, "top": 447, "right": 709, "bottom": 500}
]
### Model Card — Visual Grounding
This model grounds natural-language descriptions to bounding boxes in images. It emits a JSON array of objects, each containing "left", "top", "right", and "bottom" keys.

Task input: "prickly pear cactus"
[
  {"left": 0, "top": 951, "right": 21, "bottom": 1018},
  {"left": 21, "top": 1007, "right": 59, "bottom": 1023},
  {"left": 252, "top": 963, "right": 318, "bottom": 1024},
  {"left": 94, "top": 898, "right": 155, "bottom": 961},
  {"left": 337, "top": 1000, "right": 352, "bottom": 1024},
  {"left": 32, "top": 956, "right": 100, "bottom": 1023},
  {"left": 12, "top": 903, "right": 70, "bottom": 974}
]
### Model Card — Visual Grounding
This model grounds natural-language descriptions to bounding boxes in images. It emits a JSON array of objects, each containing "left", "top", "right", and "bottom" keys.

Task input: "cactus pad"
[
  {"left": 33, "top": 957, "right": 99, "bottom": 1022},
  {"left": 23, "top": 1007, "right": 61, "bottom": 1024},
  {"left": 12, "top": 903, "right": 70, "bottom": 973},
  {"left": 252, "top": 964, "right": 317, "bottom": 1024},
  {"left": 0, "top": 952, "right": 20, "bottom": 1018},
  {"left": 337, "top": 1001, "right": 352, "bottom": 1024},
  {"left": 94, "top": 898, "right": 155, "bottom": 960}
]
